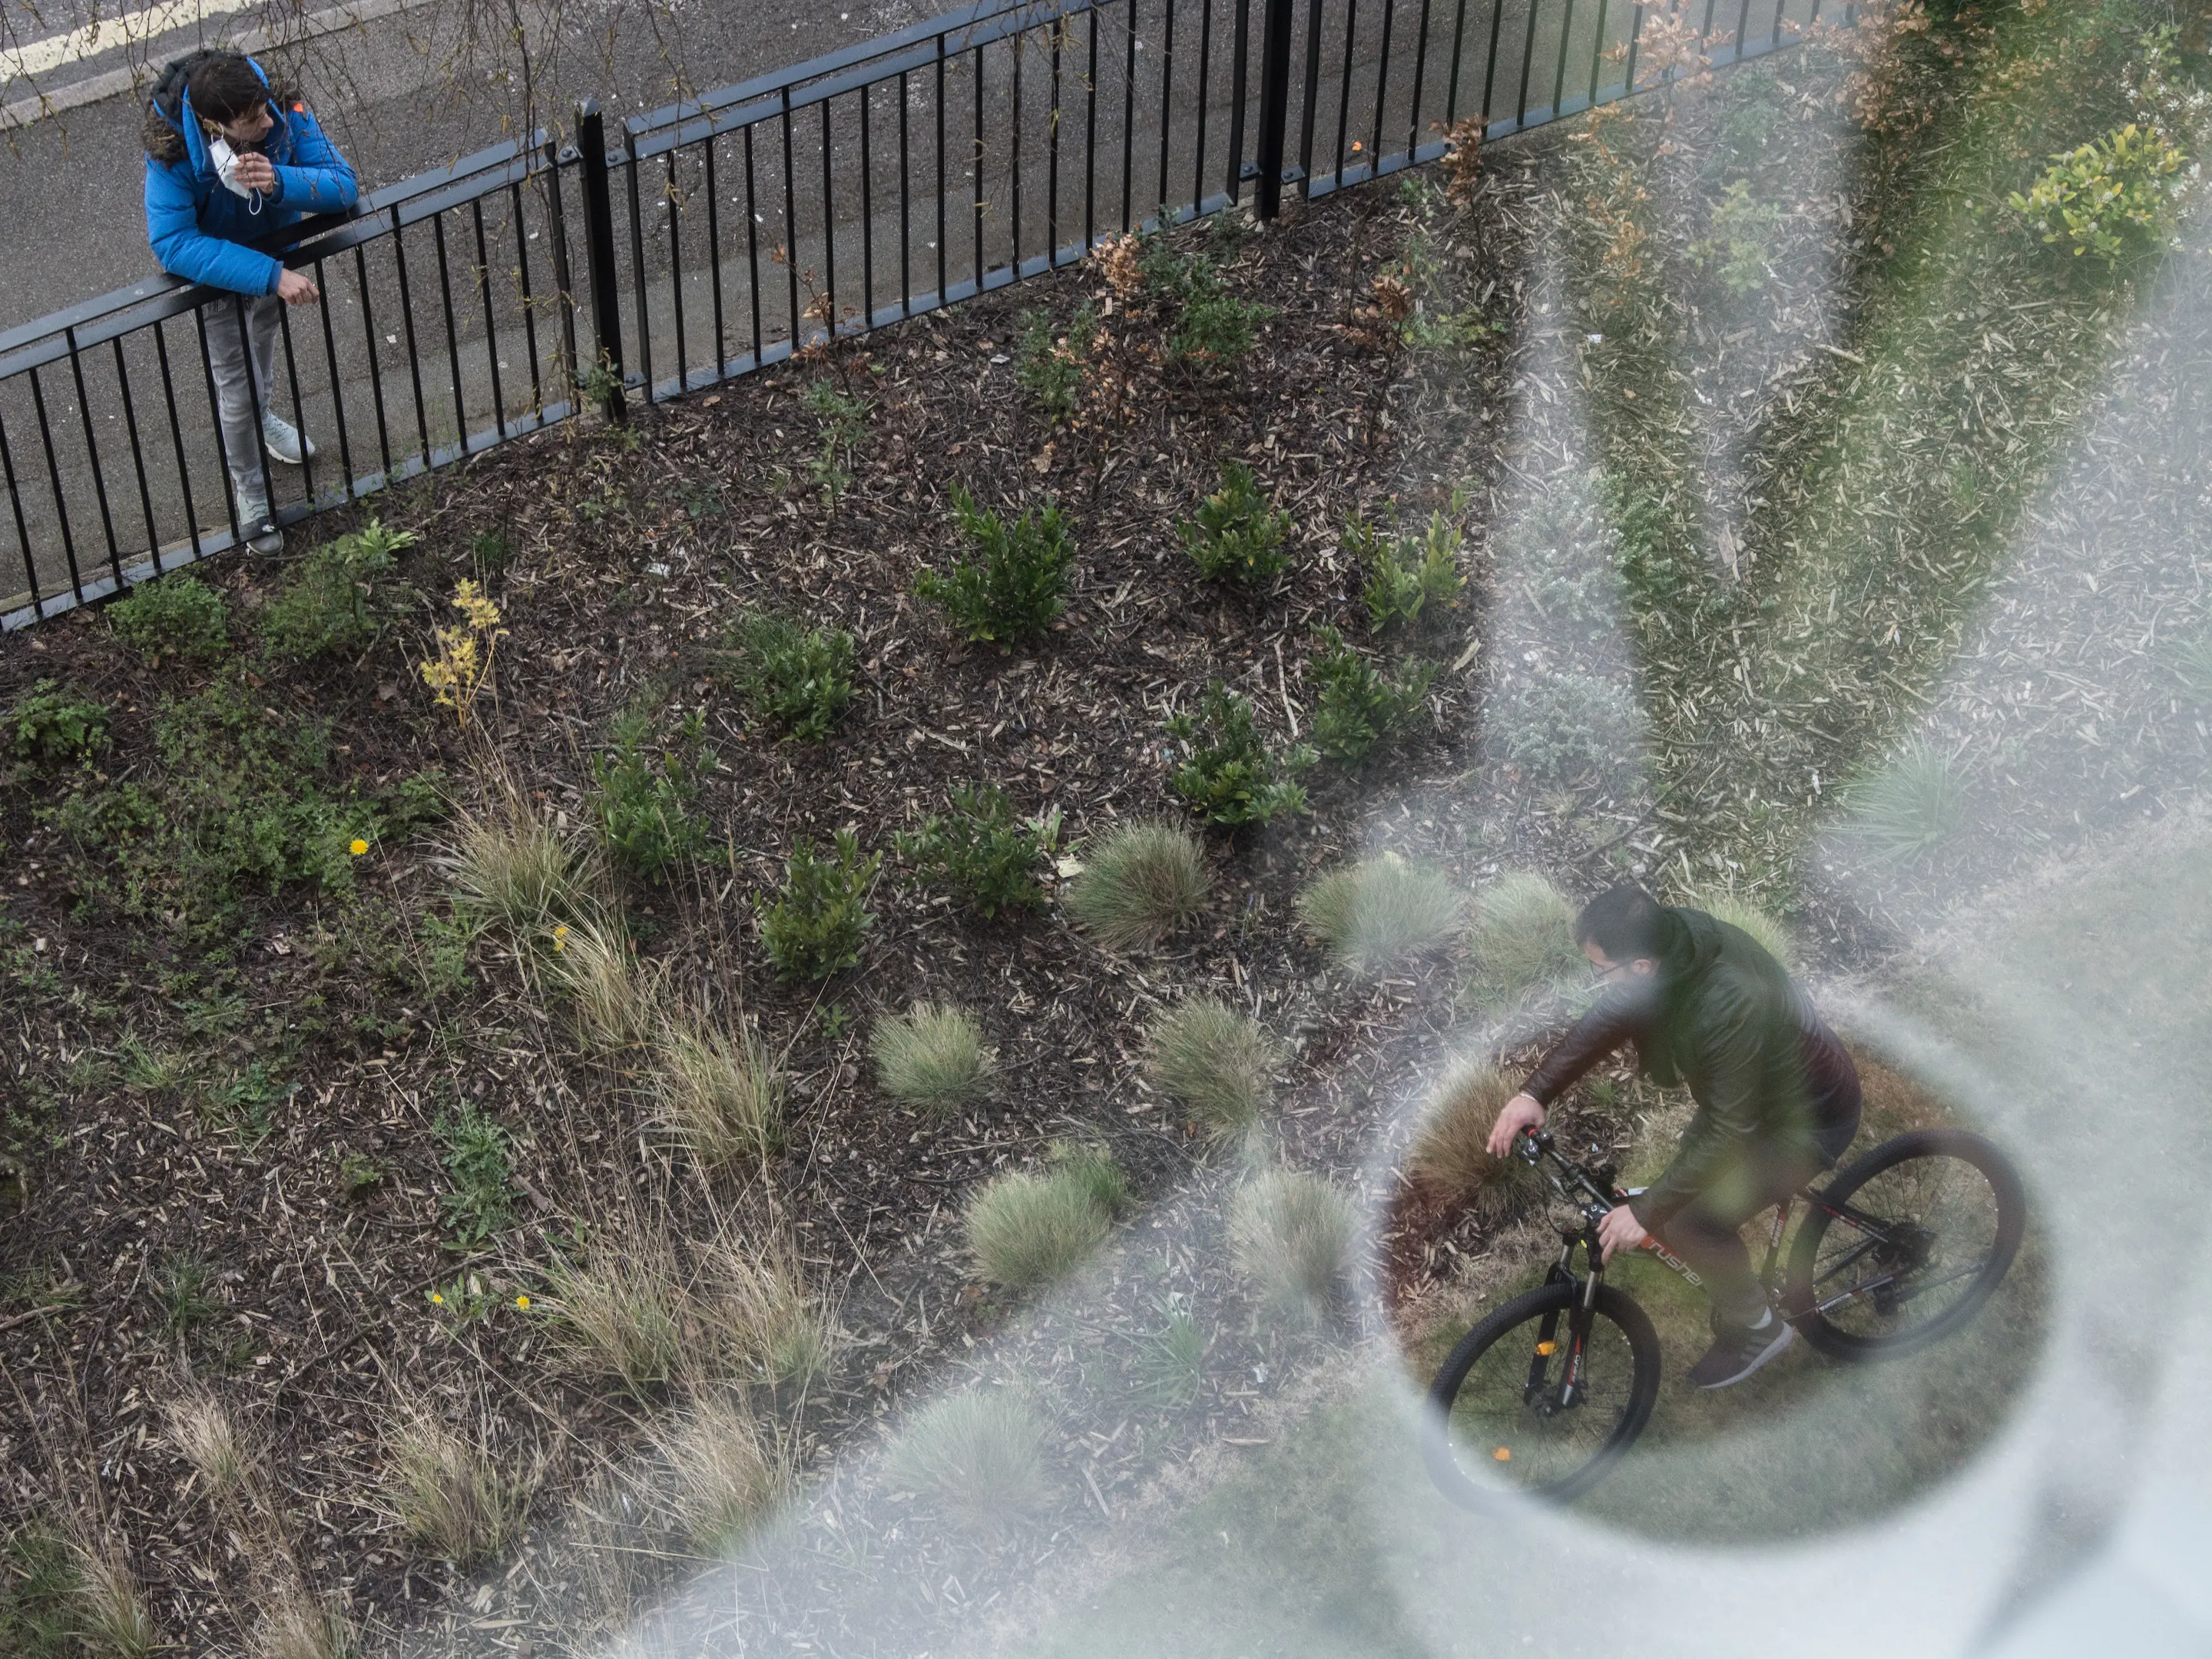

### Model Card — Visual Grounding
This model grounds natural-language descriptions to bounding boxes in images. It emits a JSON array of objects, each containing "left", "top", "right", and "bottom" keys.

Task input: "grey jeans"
[{"left": 202, "top": 292, "right": 281, "bottom": 512}]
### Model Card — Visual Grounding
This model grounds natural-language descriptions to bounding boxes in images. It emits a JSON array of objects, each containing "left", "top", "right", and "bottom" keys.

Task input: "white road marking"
[{"left": 3, "top": 0, "right": 267, "bottom": 81}]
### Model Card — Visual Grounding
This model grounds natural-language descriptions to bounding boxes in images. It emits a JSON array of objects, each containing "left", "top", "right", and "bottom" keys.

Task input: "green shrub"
[
  {"left": 1354, "top": 507, "right": 1465, "bottom": 632},
  {"left": 870, "top": 1003, "right": 991, "bottom": 1109},
  {"left": 1491, "top": 670, "right": 1641, "bottom": 784},
  {"left": 720, "top": 611, "right": 855, "bottom": 740},
  {"left": 2008, "top": 121, "right": 2188, "bottom": 266},
  {"left": 1463, "top": 873, "right": 1584, "bottom": 1011},
  {"left": 889, "top": 1389, "right": 1050, "bottom": 1536},
  {"left": 1063, "top": 820, "right": 1211, "bottom": 949},
  {"left": 1181, "top": 461, "right": 1291, "bottom": 585},
  {"left": 1310, "top": 627, "right": 1435, "bottom": 762},
  {"left": 8, "top": 680, "right": 112, "bottom": 767},
  {"left": 1165, "top": 683, "right": 1314, "bottom": 826},
  {"left": 1016, "top": 303, "right": 1098, "bottom": 419},
  {"left": 1843, "top": 740, "right": 1965, "bottom": 861},
  {"left": 257, "top": 519, "right": 416, "bottom": 663},
  {"left": 589, "top": 707, "right": 714, "bottom": 882},
  {"left": 1687, "top": 179, "right": 1778, "bottom": 296},
  {"left": 965, "top": 1147, "right": 1126, "bottom": 1290},
  {"left": 1134, "top": 223, "right": 1277, "bottom": 365},
  {"left": 108, "top": 572, "right": 229, "bottom": 662},
  {"left": 893, "top": 781, "right": 1058, "bottom": 918},
  {"left": 1174, "top": 290, "right": 1275, "bottom": 363},
  {"left": 916, "top": 487, "right": 1075, "bottom": 645},
  {"left": 1295, "top": 853, "right": 1464, "bottom": 977},
  {"left": 1228, "top": 1168, "right": 1351, "bottom": 1324},
  {"left": 758, "top": 829, "right": 879, "bottom": 981},
  {"left": 802, "top": 379, "right": 869, "bottom": 499},
  {"left": 1146, "top": 997, "right": 1277, "bottom": 1141},
  {"left": 1407, "top": 1055, "right": 1545, "bottom": 1221},
  {"left": 433, "top": 1103, "right": 516, "bottom": 1250}
]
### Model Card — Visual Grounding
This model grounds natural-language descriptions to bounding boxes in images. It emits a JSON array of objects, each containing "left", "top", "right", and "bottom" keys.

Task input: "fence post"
[
  {"left": 575, "top": 98, "right": 627, "bottom": 423},
  {"left": 1254, "top": 0, "right": 1296, "bottom": 220}
]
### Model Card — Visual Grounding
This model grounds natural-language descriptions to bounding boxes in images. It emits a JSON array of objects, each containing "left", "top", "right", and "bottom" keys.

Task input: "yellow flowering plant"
[{"left": 418, "top": 581, "right": 508, "bottom": 729}]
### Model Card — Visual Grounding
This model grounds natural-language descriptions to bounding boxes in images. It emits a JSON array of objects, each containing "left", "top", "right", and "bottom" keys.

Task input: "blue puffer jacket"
[{"left": 143, "top": 58, "right": 359, "bottom": 296}]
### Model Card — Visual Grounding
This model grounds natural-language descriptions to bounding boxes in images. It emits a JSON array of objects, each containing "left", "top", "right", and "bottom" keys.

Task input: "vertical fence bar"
[
  {"left": 576, "top": 100, "right": 627, "bottom": 422},
  {"left": 275, "top": 303, "right": 317, "bottom": 503},
  {"left": 1370, "top": 0, "right": 1395, "bottom": 162},
  {"left": 543, "top": 141, "right": 581, "bottom": 398},
  {"left": 109, "top": 340, "right": 161, "bottom": 572},
  {"left": 1227, "top": 0, "right": 1250, "bottom": 203},
  {"left": 470, "top": 200, "right": 508, "bottom": 436},
  {"left": 1587, "top": 0, "right": 1611, "bottom": 104},
  {"left": 783, "top": 91, "right": 802, "bottom": 342},
  {"left": 1409, "top": 0, "right": 1432, "bottom": 154},
  {"left": 1334, "top": 0, "right": 1359, "bottom": 182},
  {"left": 1122, "top": 0, "right": 1139, "bottom": 227},
  {"left": 899, "top": 71, "right": 913, "bottom": 313},
  {"left": 1192, "top": 0, "right": 1213, "bottom": 207},
  {"left": 310, "top": 270, "right": 356, "bottom": 496},
  {"left": 1623, "top": 1, "right": 1645, "bottom": 94},
  {"left": 2, "top": 408, "right": 43, "bottom": 611},
  {"left": 936, "top": 36, "right": 949, "bottom": 300},
  {"left": 431, "top": 214, "right": 470, "bottom": 454},
  {"left": 150, "top": 321, "right": 204, "bottom": 565},
  {"left": 706, "top": 136, "right": 729, "bottom": 371},
  {"left": 744, "top": 124, "right": 764, "bottom": 363},
  {"left": 192, "top": 307, "right": 243, "bottom": 542},
  {"left": 1515, "top": 0, "right": 1541, "bottom": 125},
  {"left": 1551, "top": 0, "right": 1575, "bottom": 117},
  {"left": 1048, "top": 18, "right": 1063, "bottom": 257},
  {"left": 664, "top": 152, "right": 688, "bottom": 389},
  {"left": 390, "top": 221, "right": 435, "bottom": 459},
  {"left": 819, "top": 101, "right": 838, "bottom": 332},
  {"left": 1157, "top": 0, "right": 1176, "bottom": 214},
  {"left": 1445, "top": 0, "right": 1471, "bottom": 121},
  {"left": 351, "top": 246, "right": 394, "bottom": 477},
  {"left": 1255, "top": 0, "right": 1294, "bottom": 218},
  {"left": 1480, "top": 0, "right": 1508, "bottom": 124},
  {"left": 64, "top": 331, "right": 123, "bottom": 586},
  {"left": 972, "top": 44, "right": 986, "bottom": 290},
  {"left": 622, "top": 124, "right": 653, "bottom": 400},
  {"left": 30, "top": 369, "right": 84, "bottom": 599},
  {"left": 1012, "top": 37, "right": 1025, "bottom": 271},
  {"left": 511, "top": 180, "right": 546, "bottom": 414},
  {"left": 861, "top": 81, "right": 877, "bottom": 320},
  {"left": 1299, "top": 0, "right": 1323, "bottom": 182},
  {"left": 1084, "top": 7, "right": 1099, "bottom": 249}
]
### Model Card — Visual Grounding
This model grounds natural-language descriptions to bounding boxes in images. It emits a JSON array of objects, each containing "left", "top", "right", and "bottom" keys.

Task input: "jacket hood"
[{"left": 1655, "top": 906, "right": 1721, "bottom": 983}]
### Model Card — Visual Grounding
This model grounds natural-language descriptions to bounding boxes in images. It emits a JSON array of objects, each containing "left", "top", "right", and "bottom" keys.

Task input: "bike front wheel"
[
  {"left": 1786, "top": 1128, "right": 2026, "bottom": 1361},
  {"left": 1422, "top": 1280, "right": 1661, "bottom": 1508}
]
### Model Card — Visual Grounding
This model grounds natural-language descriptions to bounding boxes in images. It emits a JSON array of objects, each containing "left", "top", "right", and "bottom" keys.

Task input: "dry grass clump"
[
  {"left": 1146, "top": 997, "right": 1278, "bottom": 1142},
  {"left": 1295, "top": 852, "right": 1465, "bottom": 977},
  {"left": 444, "top": 780, "right": 587, "bottom": 932},
  {"left": 542, "top": 1231, "right": 688, "bottom": 1397},
  {"left": 1064, "top": 820, "right": 1211, "bottom": 949},
  {"left": 1687, "top": 888, "right": 1797, "bottom": 973},
  {"left": 164, "top": 1386, "right": 259, "bottom": 1515},
  {"left": 869, "top": 1003, "right": 992, "bottom": 1109},
  {"left": 548, "top": 916, "right": 659, "bottom": 1050},
  {"left": 708, "top": 1240, "right": 834, "bottom": 1389},
  {"left": 651, "top": 1392, "right": 789, "bottom": 1553},
  {"left": 382, "top": 1402, "right": 534, "bottom": 1565},
  {"left": 1462, "top": 872, "right": 1584, "bottom": 1010},
  {"left": 888, "top": 1389, "right": 1051, "bottom": 1536},
  {"left": 965, "top": 1146, "right": 1128, "bottom": 1290},
  {"left": 655, "top": 1011, "right": 782, "bottom": 1171},
  {"left": 1406, "top": 1056, "right": 1545, "bottom": 1223},
  {"left": 252, "top": 1584, "right": 353, "bottom": 1659},
  {"left": 1229, "top": 1168, "right": 1353, "bottom": 1324},
  {"left": 66, "top": 1533, "right": 157, "bottom": 1659}
]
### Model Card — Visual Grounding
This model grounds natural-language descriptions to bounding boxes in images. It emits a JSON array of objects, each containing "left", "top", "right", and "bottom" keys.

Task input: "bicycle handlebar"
[{"left": 1518, "top": 1128, "right": 1624, "bottom": 1222}]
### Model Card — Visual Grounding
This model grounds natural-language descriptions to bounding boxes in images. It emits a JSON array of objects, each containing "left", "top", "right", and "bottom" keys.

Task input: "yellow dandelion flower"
[
  {"left": 349, "top": 838, "right": 369, "bottom": 856},
  {"left": 551, "top": 924, "right": 569, "bottom": 952},
  {"left": 429, "top": 1291, "right": 445, "bottom": 1305},
  {"left": 515, "top": 1294, "right": 531, "bottom": 1310}
]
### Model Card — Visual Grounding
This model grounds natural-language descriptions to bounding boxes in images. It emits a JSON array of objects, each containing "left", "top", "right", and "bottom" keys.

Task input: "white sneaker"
[
  {"left": 260, "top": 412, "right": 316, "bottom": 467},
  {"left": 237, "top": 495, "right": 284, "bottom": 554}
]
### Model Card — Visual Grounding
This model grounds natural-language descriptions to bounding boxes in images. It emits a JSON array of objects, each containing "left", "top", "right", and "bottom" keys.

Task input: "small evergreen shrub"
[
  {"left": 965, "top": 1147, "right": 1126, "bottom": 1290},
  {"left": 894, "top": 781, "right": 1057, "bottom": 918},
  {"left": 720, "top": 611, "right": 855, "bottom": 740},
  {"left": 1229, "top": 1168, "right": 1351, "bottom": 1324},
  {"left": 759, "top": 829, "right": 879, "bottom": 981},
  {"left": 1407, "top": 1055, "right": 1545, "bottom": 1221},
  {"left": 1463, "top": 873, "right": 1584, "bottom": 1011},
  {"left": 889, "top": 1389, "right": 1051, "bottom": 1536},
  {"left": 1016, "top": 303, "right": 1098, "bottom": 419},
  {"left": 257, "top": 519, "right": 415, "bottom": 663},
  {"left": 1843, "top": 740, "right": 1965, "bottom": 860},
  {"left": 1310, "top": 627, "right": 1435, "bottom": 762},
  {"left": 589, "top": 707, "right": 714, "bottom": 882},
  {"left": 1134, "top": 223, "right": 1277, "bottom": 365},
  {"left": 916, "top": 487, "right": 1076, "bottom": 645},
  {"left": 8, "top": 680, "right": 112, "bottom": 767},
  {"left": 109, "top": 572, "right": 229, "bottom": 662},
  {"left": 432, "top": 1104, "right": 517, "bottom": 1250},
  {"left": 802, "top": 379, "right": 869, "bottom": 499},
  {"left": 1165, "top": 683, "right": 1314, "bottom": 826},
  {"left": 1063, "top": 820, "right": 1211, "bottom": 949},
  {"left": 2008, "top": 121, "right": 2189, "bottom": 266},
  {"left": 1146, "top": 997, "right": 1277, "bottom": 1141},
  {"left": 1687, "top": 179, "right": 1778, "bottom": 296},
  {"left": 1491, "top": 670, "right": 1641, "bottom": 785},
  {"left": 870, "top": 1003, "right": 991, "bottom": 1110},
  {"left": 1181, "top": 461, "right": 1291, "bottom": 585},
  {"left": 1295, "top": 853, "right": 1464, "bottom": 977},
  {"left": 1354, "top": 508, "right": 1465, "bottom": 631}
]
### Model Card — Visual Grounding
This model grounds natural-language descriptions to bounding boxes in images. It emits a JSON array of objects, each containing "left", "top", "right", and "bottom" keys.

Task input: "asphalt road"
[{"left": 0, "top": 0, "right": 932, "bottom": 333}]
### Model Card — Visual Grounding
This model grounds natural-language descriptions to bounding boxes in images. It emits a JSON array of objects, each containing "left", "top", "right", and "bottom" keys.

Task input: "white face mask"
[{"left": 207, "top": 135, "right": 263, "bottom": 210}]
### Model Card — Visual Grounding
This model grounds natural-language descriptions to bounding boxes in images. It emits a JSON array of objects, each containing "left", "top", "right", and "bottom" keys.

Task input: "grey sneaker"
[
  {"left": 237, "top": 495, "right": 283, "bottom": 555},
  {"left": 260, "top": 411, "right": 316, "bottom": 467},
  {"left": 1687, "top": 1310, "right": 1794, "bottom": 1389}
]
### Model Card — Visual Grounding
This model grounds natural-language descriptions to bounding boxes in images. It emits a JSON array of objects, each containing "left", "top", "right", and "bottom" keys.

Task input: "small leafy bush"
[
  {"left": 1146, "top": 997, "right": 1277, "bottom": 1142},
  {"left": 433, "top": 1104, "right": 517, "bottom": 1250},
  {"left": 1295, "top": 853, "right": 1464, "bottom": 977},
  {"left": 1687, "top": 179, "right": 1778, "bottom": 296},
  {"left": 1229, "top": 1168, "right": 1351, "bottom": 1325},
  {"left": 8, "top": 680, "right": 111, "bottom": 767},
  {"left": 720, "top": 611, "right": 856, "bottom": 740},
  {"left": 802, "top": 379, "right": 869, "bottom": 499},
  {"left": 894, "top": 781, "right": 1058, "bottom": 918},
  {"left": 1165, "top": 683, "right": 1314, "bottom": 826},
  {"left": 870, "top": 1003, "right": 992, "bottom": 1110},
  {"left": 1354, "top": 506, "right": 1465, "bottom": 631},
  {"left": 1017, "top": 303, "right": 1098, "bottom": 419},
  {"left": 1310, "top": 627, "right": 1435, "bottom": 763},
  {"left": 1063, "top": 820, "right": 1210, "bottom": 949},
  {"left": 1181, "top": 461, "right": 1291, "bottom": 585},
  {"left": 108, "top": 572, "right": 229, "bottom": 662},
  {"left": 916, "top": 487, "right": 1076, "bottom": 645},
  {"left": 965, "top": 1144, "right": 1127, "bottom": 1290},
  {"left": 759, "top": 829, "right": 879, "bottom": 981},
  {"left": 1407, "top": 1055, "right": 1545, "bottom": 1221},
  {"left": 1134, "top": 224, "right": 1277, "bottom": 365},
  {"left": 589, "top": 707, "right": 714, "bottom": 882},
  {"left": 257, "top": 519, "right": 416, "bottom": 663},
  {"left": 1491, "top": 670, "right": 1641, "bottom": 784},
  {"left": 889, "top": 1389, "right": 1050, "bottom": 1537},
  {"left": 2008, "top": 122, "right": 2189, "bottom": 266},
  {"left": 1463, "top": 872, "right": 1584, "bottom": 1011},
  {"left": 1843, "top": 740, "right": 1965, "bottom": 861}
]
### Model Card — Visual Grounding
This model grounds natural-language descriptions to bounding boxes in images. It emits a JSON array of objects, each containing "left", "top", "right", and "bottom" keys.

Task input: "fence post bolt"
[
  {"left": 575, "top": 98, "right": 627, "bottom": 423},
  {"left": 1254, "top": 0, "right": 1296, "bottom": 220}
]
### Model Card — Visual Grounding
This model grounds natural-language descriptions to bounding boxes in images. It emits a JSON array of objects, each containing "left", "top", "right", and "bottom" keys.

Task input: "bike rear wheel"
[
  {"left": 1786, "top": 1128, "right": 2025, "bottom": 1361},
  {"left": 1422, "top": 1280, "right": 1661, "bottom": 1508}
]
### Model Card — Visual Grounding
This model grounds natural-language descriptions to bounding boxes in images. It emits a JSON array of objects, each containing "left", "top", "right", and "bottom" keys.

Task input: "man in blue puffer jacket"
[{"left": 144, "top": 50, "right": 357, "bottom": 553}]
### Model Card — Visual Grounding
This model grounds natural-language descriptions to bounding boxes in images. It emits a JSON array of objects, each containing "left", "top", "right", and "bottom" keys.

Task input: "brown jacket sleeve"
[{"left": 1520, "top": 986, "right": 1653, "bottom": 1107}]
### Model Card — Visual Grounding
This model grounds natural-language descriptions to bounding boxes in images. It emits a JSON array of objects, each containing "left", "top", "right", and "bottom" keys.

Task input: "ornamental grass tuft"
[
  {"left": 1407, "top": 1056, "right": 1545, "bottom": 1224},
  {"left": 654, "top": 1009, "right": 782, "bottom": 1171},
  {"left": 1295, "top": 853, "right": 1464, "bottom": 978},
  {"left": 869, "top": 1003, "right": 992, "bottom": 1111},
  {"left": 965, "top": 1144, "right": 1127, "bottom": 1290},
  {"left": 1229, "top": 1168, "right": 1353, "bottom": 1325},
  {"left": 382, "top": 1402, "right": 534, "bottom": 1566},
  {"left": 1062, "top": 820, "right": 1210, "bottom": 949},
  {"left": 1462, "top": 872, "right": 1583, "bottom": 1012},
  {"left": 651, "top": 1392, "right": 787, "bottom": 1553},
  {"left": 1145, "top": 997, "right": 1277, "bottom": 1142},
  {"left": 889, "top": 1390, "right": 1051, "bottom": 1537}
]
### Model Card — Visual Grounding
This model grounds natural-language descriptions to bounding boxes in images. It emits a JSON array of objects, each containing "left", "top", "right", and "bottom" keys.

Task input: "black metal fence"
[{"left": 0, "top": 0, "right": 1834, "bottom": 628}]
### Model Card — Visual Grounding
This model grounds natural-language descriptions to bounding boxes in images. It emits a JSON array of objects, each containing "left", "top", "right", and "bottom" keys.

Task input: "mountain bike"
[{"left": 1420, "top": 1124, "right": 2027, "bottom": 1508}]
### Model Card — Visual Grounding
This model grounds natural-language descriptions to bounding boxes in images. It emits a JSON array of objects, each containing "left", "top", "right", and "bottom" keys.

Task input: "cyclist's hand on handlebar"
[
  {"left": 1486, "top": 1093, "right": 1546, "bottom": 1158},
  {"left": 1598, "top": 1205, "right": 1651, "bottom": 1262}
]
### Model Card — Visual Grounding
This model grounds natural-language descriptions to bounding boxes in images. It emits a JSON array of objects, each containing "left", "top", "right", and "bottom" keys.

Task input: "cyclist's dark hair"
[{"left": 1575, "top": 882, "right": 1667, "bottom": 964}]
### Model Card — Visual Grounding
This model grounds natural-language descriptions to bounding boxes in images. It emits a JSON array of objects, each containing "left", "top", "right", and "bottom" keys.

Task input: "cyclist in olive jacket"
[{"left": 1485, "top": 882, "right": 1862, "bottom": 1388}]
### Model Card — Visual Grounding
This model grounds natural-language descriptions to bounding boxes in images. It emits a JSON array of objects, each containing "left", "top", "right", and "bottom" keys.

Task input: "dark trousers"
[{"left": 1657, "top": 1071, "right": 1863, "bottom": 1327}]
